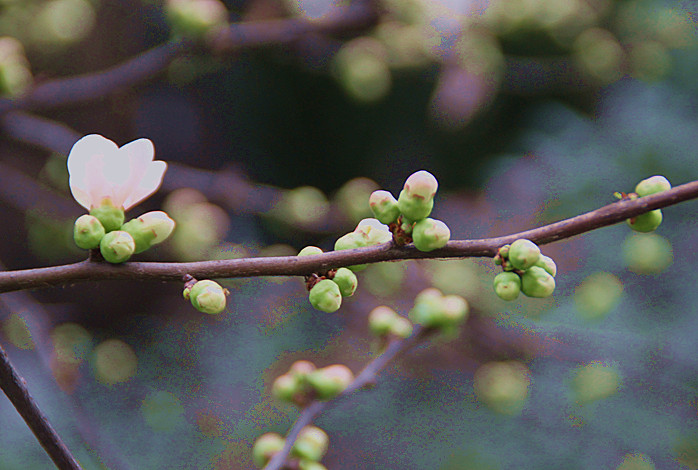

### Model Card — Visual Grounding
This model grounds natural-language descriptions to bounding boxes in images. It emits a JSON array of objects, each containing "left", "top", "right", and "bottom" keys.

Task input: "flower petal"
[
  {"left": 110, "top": 138, "right": 155, "bottom": 207},
  {"left": 122, "top": 160, "right": 167, "bottom": 210},
  {"left": 67, "top": 134, "right": 119, "bottom": 209}
]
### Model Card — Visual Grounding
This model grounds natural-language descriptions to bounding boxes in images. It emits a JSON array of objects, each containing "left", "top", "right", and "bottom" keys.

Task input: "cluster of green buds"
[
  {"left": 623, "top": 175, "right": 671, "bottom": 232},
  {"left": 272, "top": 360, "right": 354, "bottom": 406},
  {"left": 369, "top": 170, "right": 451, "bottom": 251},
  {"left": 252, "top": 425, "right": 329, "bottom": 469},
  {"left": 74, "top": 209, "right": 175, "bottom": 264},
  {"left": 493, "top": 239, "right": 556, "bottom": 300},
  {"left": 368, "top": 306, "right": 413, "bottom": 339},
  {"left": 298, "top": 246, "right": 359, "bottom": 313},
  {"left": 182, "top": 276, "right": 228, "bottom": 314},
  {"left": 408, "top": 288, "right": 469, "bottom": 333}
]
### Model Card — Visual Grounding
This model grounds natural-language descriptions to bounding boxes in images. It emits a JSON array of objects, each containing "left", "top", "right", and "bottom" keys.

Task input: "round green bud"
[
  {"left": 334, "top": 231, "right": 368, "bottom": 271},
  {"left": 493, "top": 272, "right": 521, "bottom": 301},
  {"left": 355, "top": 218, "right": 392, "bottom": 245},
  {"left": 403, "top": 170, "right": 438, "bottom": 200},
  {"left": 397, "top": 189, "right": 434, "bottom": 221},
  {"left": 121, "top": 211, "right": 175, "bottom": 253},
  {"left": 298, "top": 246, "right": 323, "bottom": 257},
  {"left": 441, "top": 294, "right": 469, "bottom": 326},
  {"left": 635, "top": 175, "right": 671, "bottom": 197},
  {"left": 73, "top": 214, "right": 106, "bottom": 249},
  {"left": 622, "top": 233, "right": 673, "bottom": 274},
  {"left": 90, "top": 200, "right": 125, "bottom": 232},
  {"left": 390, "top": 316, "right": 413, "bottom": 339},
  {"left": 369, "top": 190, "right": 401, "bottom": 225},
  {"left": 508, "top": 239, "right": 541, "bottom": 270},
  {"left": 368, "top": 306, "right": 397, "bottom": 336},
  {"left": 272, "top": 373, "right": 300, "bottom": 402},
  {"left": 332, "top": 267, "right": 358, "bottom": 297},
  {"left": 99, "top": 230, "right": 135, "bottom": 263},
  {"left": 307, "top": 364, "right": 354, "bottom": 400},
  {"left": 166, "top": 0, "right": 228, "bottom": 40},
  {"left": 308, "top": 279, "right": 342, "bottom": 313},
  {"left": 289, "top": 360, "right": 316, "bottom": 379},
  {"left": 534, "top": 254, "right": 557, "bottom": 277},
  {"left": 252, "top": 432, "right": 285, "bottom": 468},
  {"left": 627, "top": 209, "right": 662, "bottom": 232},
  {"left": 520, "top": 266, "right": 556, "bottom": 298},
  {"left": 292, "top": 426, "right": 329, "bottom": 462},
  {"left": 411, "top": 218, "right": 450, "bottom": 252},
  {"left": 409, "top": 288, "right": 447, "bottom": 328},
  {"left": 189, "top": 280, "right": 227, "bottom": 314}
]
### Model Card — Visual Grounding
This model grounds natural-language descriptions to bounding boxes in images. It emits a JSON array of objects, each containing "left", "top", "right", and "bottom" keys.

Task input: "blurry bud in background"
[
  {"left": 0, "top": 36, "right": 32, "bottom": 97},
  {"left": 622, "top": 233, "right": 673, "bottom": 274},
  {"left": 334, "top": 177, "right": 379, "bottom": 224},
  {"left": 252, "top": 432, "right": 285, "bottom": 468},
  {"left": 2, "top": 313, "right": 34, "bottom": 350},
  {"left": 571, "top": 361, "right": 620, "bottom": 404},
  {"left": 30, "top": 0, "right": 96, "bottom": 47},
  {"left": 332, "top": 38, "right": 392, "bottom": 103},
  {"left": 574, "top": 272, "right": 623, "bottom": 321},
  {"left": 141, "top": 390, "right": 186, "bottom": 432},
  {"left": 165, "top": 0, "right": 228, "bottom": 40},
  {"left": 266, "top": 186, "right": 330, "bottom": 232},
  {"left": 92, "top": 338, "right": 138, "bottom": 386},
  {"left": 616, "top": 453, "right": 655, "bottom": 470},
  {"left": 474, "top": 361, "right": 531, "bottom": 415},
  {"left": 573, "top": 28, "right": 624, "bottom": 85}
]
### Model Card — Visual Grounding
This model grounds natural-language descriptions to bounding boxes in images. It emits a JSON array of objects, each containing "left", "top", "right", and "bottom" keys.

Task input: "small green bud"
[
  {"left": 121, "top": 211, "right": 175, "bottom": 253},
  {"left": 272, "top": 373, "right": 300, "bottom": 402},
  {"left": 355, "top": 218, "right": 392, "bottom": 245},
  {"left": 493, "top": 272, "right": 521, "bottom": 301},
  {"left": 332, "top": 267, "right": 358, "bottom": 297},
  {"left": 635, "top": 175, "right": 671, "bottom": 197},
  {"left": 308, "top": 279, "right": 342, "bottom": 313},
  {"left": 90, "top": 200, "right": 125, "bottom": 232},
  {"left": 99, "top": 230, "right": 135, "bottom": 263},
  {"left": 411, "top": 218, "right": 450, "bottom": 252},
  {"left": 410, "top": 289, "right": 467, "bottom": 328},
  {"left": 73, "top": 214, "right": 105, "bottom": 249},
  {"left": 508, "top": 239, "right": 541, "bottom": 270},
  {"left": 166, "top": 0, "right": 228, "bottom": 40},
  {"left": 334, "top": 231, "right": 368, "bottom": 271},
  {"left": 298, "top": 246, "right": 323, "bottom": 257},
  {"left": 189, "top": 280, "right": 227, "bottom": 314},
  {"left": 292, "top": 426, "right": 329, "bottom": 462},
  {"left": 403, "top": 170, "right": 438, "bottom": 200},
  {"left": 622, "top": 233, "right": 673, "bottom": 274},
  {"left": 520, "top": 266, "right": 556, "bottom": 298},
  {"left": 289, "top": 360, "right": 316, "bottom": 378},
  {"left": 252, "top": 432, "right": 285, "bottom": 468},
  {"left": 368, "top": 306, "right": 397, "bottom": 336},
  {"left": 534, "top": 254, "right": 557, "bottom": 277},
  {"left": 390, "top": 315, "right": 413, "bottom": 338},
  {"left": 307, "top": 364, "right": 354, "bottom": 400},
  {"left": 441, "top": 294, "right": 469, "bottom": 325},
  {"left": 397, "top": 189, "right": 434, "bottom": 221},
  {"left": 369, "top": 190, "right": 400, "bottom": 225},
  {"left": 627, "top": 209, "right": 662, "bottom": 232}
]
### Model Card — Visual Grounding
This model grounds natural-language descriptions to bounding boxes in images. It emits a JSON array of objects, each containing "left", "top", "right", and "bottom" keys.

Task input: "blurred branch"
[
  {"left": 0, "top": 180, "right": 696, "bottom": 293},
  {"left": 264, "top": 325, "right": 430, "bottom": 470},
  {"left": 0, "top": 343, "right": 82, "bottom": 470},
  {"left": 0, "top": 1, "right": 378, "bottom": 114}
]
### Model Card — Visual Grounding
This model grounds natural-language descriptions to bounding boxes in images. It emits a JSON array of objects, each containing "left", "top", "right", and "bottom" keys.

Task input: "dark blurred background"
[{"left": 0, "top": 0, "right": 697, "bottom": 468}]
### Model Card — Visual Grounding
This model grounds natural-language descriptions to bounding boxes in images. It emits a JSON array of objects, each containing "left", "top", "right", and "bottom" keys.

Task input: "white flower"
[{"left": 67, "top": 134, "right": 167, "bottom": 211}]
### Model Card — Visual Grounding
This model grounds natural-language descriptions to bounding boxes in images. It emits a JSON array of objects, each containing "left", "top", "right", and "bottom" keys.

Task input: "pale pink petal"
[
  {"left": 122, "top": 160, "right": 167, "bottom": 210},
  {"left": 112, "top": 139, "right": 155, "bottom": 206},
  {"left": 67, "top": 135, "right": 119, "bottom": 209}
]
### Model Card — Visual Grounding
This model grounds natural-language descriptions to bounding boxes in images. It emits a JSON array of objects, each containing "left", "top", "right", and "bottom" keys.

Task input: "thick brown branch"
[
  {"left": 0, "top": 343, "right": 82, "bottom": 470},
  {"left": 263, "top": 325, "right": 429, "bottom": 470},
  {"left": 0, "top": 180, "right": 695, "bottom": 293}
]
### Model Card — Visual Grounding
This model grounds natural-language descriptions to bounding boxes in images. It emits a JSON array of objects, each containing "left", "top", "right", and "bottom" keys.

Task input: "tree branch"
[
  {"left": 0, "top": 180, "right": 695, "bottom": 294},
  {"left": 0, "top": 343, "right": 82, "bottom": 470},
  {"left": 263, "top": 325, "right": 430, "bottom": 470}
]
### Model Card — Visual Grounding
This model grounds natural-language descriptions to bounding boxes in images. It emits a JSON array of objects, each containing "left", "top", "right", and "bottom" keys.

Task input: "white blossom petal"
[
  {"left": 122, "top": 160, "right": 167, "bottom": 210},
  {"left": 67, "top": 134, "right": 119, "bottom": 210}
]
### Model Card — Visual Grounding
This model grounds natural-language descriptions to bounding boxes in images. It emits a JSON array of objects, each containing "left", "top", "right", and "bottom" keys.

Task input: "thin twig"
[
  {"left": 0, "top": 180, "right": 695, "bottom": 293},
  {"left": 0, "top": 343, "right": 82, "bottom": 470},
  {"left": 263, "top": 325, "right": 430, "bottom": 470}
]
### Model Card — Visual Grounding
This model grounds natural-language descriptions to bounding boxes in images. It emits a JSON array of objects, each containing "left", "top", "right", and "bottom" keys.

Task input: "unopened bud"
[
  {"left": 90, "top": 199, "right": 125, "bottom": 232},
  {"left": 411, "top": 218, "right": 450, "bottom": 252},
  {"left": 520, "top": 266, "right": 555, "bottom": 298},
  {"left": 292, "top": 426, "right": 329, "bottom": 462},
  {"left": 73, "top": 214, "right": 105, "bottom": 249},
  {"left": 369, "top": 190, "right": 400, "bottom": 224},
  {"left": 121, "top": 211, "right": 175, "bottom": 253},
  {"left": 332, "top": 267, "right": 358, "bottom": 297},
  {"left": 99, "top": 230, "right": 135, "bottom": 263},
  {"left": 308, "top": 279, "right": 342, "bottom": 313},
  {"left": 188, "top": 279, "right": 227, "bottom": 314},
  {"left": 252, "top": 433, "right": 285, "bottom": 468},
  {"left": 635, "top": 175, "right": 671, "bottom": 197},
  {"left": 403, "top": 170, "right": 438, "bottom": 200},
  {"left": 307, "top": 364, "right": 354, "bottom": 400}
]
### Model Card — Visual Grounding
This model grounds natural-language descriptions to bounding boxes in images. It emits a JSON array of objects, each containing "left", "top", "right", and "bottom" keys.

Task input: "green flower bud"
[
  {"left": 368, "top": 306, "right": 397, "bottom": 336},
  {"left": 410, "top": 288, "right": 466, "bottom": 329},
  {"left": 520, "top": 266, "right": 556, "bottom": 298},
  {"left": 307, "top": 364, "right": 354, "bottom": 400},
  {"left": 334, "top": 231, "right": 368, "bottom": 271},
  {"left": 627, "top": 209, "right": 662, "bottom": 232},
  {"left": 411, "top": 218, "right": 450, "bottom": 252},
  {"left": 332, "top": 267, "right": 358, "bottom": 297},
  {"left": 403, "top": 170, "right": 438, "bottom": 200},
  {"left": 90, "top": 200, "right": 125, "bottom": 232},
  {"left": 252, "top": 432, "right": 285, "bottom": 468},
  {"left": 188, "top": 280, "right": 227, "bottom": 314},
  {"left": 369, "top": 190, "right": 401, "bottom": 224},
  {"left": 298, "top": 246, "right": 323, "bottom": 257},
  {"left": 99, "top": 230, "right": 135, "bottom": 263},
  {"left": 493, "top": 272, "right": 521, "bottom": 301},
  {"left": 308, "top": 279, "right": 342, "bottom": 313},
  {"left": 166, "top": 0, "right": 228, "bottom": 40},
  {"left": 289, "top": 360, "right": 316, "bottom": 378},
  {"left": 397, "top": 189, "right": 434, "bottom": 221},
  {"left": 272, "top": 373, "right": 300, "bottom": 402},
  {"left": 508, "top": 239, "right": 541, "bottom": 270},
  {"left": 121, "top": 211, "right": 175, "bottom": 253},
  {"left": 390, "top": 316, "right": 413, "bottom": 339},
  {"left": 73, "top": 214, "right": 106, "bottom": 249},
  {"left": 355, "top": 218, "right": 392, "bottom": 245},
  {"left": 441, "top": 294, "right": 469, "bottom": 325},
  {"left": 474, "top": 361, "right": 531, "bottom": 415},
  {"left": 534, "top": 254, "right": 557, "bottom": 277},
  {"left": 292, "top": 426, "right": 329, "bottom": 462},
  {"left": 635, "top": 175, "right": 671, "bottom": 197},
  {"left": 622, "top": 233, "right": 673, "bottom": 274}
]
